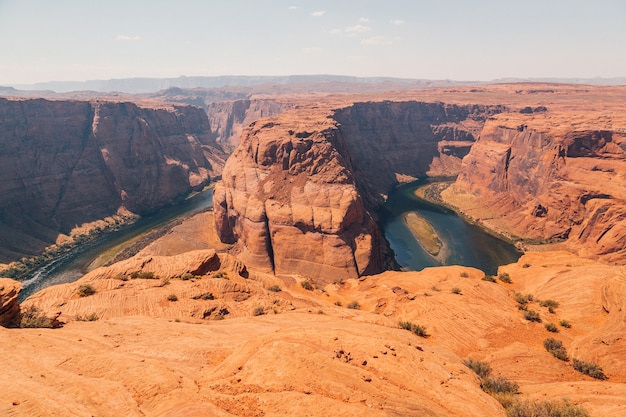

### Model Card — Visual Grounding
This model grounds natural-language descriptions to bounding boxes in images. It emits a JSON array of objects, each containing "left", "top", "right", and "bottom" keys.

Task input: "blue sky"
[{"left": 0, "top": 0, "right": 625, "bottom": 85}]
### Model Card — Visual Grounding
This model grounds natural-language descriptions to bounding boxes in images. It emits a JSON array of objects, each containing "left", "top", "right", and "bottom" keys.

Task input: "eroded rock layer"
[
  {"left": 0, "top": 98, "right": 226, "bottom": 262},
  {"left": 214, "top": 102, "right": 500, "bottom": 282},
  {"left": 453, "top": 116, "right": 626, "bottom": 262}
]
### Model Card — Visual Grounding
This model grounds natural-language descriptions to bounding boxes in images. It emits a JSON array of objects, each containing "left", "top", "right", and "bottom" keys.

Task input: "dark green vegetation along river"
[
  {"left": 18, "top": 188, "right": 214, "bottom": 301},
  {"left": 381, "top": 181, "right": 522, "bottom": 275}
]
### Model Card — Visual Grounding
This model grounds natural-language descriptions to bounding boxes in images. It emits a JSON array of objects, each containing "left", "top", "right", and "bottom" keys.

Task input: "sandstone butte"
[{"left": 1, "top": 83, "right": 625, "bottom": 416}]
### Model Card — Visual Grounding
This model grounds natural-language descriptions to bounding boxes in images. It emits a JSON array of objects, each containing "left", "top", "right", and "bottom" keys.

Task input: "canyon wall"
[
  {"left": 454, "top": 121, "right": 626, "bottom": 262},
  {"left": 0, "top": 98, "right": 226, "bottom": 262},
  {"left": 214, "top": 101, "right": 500, "bottom": 282},
  {"left": 206, "top": 99, "right": 291, "bottom": 151}
]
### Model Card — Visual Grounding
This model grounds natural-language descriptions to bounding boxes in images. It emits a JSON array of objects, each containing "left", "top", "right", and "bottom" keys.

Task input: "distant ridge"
[{"left": 10, "top": 75, "right": 483, "bottom": 94}]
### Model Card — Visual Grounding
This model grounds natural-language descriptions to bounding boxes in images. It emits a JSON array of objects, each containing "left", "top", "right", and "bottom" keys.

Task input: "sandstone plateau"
[
  {"left": 2, "top": 83, "right": 626, "bottom": 416},
  {"left": 0, "top": 98, "right": 226, "bottom": 263}
]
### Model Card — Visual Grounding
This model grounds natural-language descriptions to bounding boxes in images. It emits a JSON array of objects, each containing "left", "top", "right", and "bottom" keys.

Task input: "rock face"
[
  {"left": 0, "top": 98, "right": 226, "bottom": 262},
  {"left": 206, "top": 99, "right": 290, "bottom": 151},
  {"left": 455, "top": 120, "right": 626, "bottom": 262},
  {"left": 0, "top": 278, "right": 21, "bottom": 327},
  {"left": 214, "top": 102, "right": 501, "bottom": 282}
]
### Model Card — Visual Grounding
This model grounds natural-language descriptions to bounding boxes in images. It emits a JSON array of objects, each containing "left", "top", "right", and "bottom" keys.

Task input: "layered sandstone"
[
  {"left": 214, "top": 102, "right": 502, "bottom": 282},
  {"left": 0, "top": 98, "right": 226, "bottom": 262},
  {"left": 449, "top": 104, "right": 626, "bottom": 262},
  {"left": 0, "top": 278, "right": 21, "bottom": 327}
]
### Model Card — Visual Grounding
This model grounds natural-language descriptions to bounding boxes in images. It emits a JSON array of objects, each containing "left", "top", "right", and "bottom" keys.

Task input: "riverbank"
[{"left": 403, "top": 212, "right": 443, "bottom": 258}]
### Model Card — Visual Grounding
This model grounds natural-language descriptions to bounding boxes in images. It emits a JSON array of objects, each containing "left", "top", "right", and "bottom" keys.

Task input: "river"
[
  {"left": 380, "top": 180, "right": 521, "bottom": 275},
  {"left": 18, "top": 188, "right": 214, "bottom": 301}
]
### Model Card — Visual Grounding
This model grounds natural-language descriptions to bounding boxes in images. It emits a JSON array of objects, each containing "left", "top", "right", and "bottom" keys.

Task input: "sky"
[{"left": 0, "top": 0, "right": 625, "bottom": 85}]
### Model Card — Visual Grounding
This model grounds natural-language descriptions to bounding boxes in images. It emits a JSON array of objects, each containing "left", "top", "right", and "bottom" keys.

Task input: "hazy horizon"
[{"left": 1, "top": 0, "right": 625, "bottom": 86}]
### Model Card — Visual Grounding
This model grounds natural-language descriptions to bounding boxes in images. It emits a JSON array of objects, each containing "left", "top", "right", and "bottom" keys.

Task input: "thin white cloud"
[
  {"left": 288, "top": 5, "right": 298, "bottom": 10},
  {"left": 345, "top": 24, "right": 371, "bottom": 34},
  {"left": 359, "top": 17, "right": 370, "bottom": 23},
  {"left": 361, "top": 36, "right": 393, "bottom": 46},
  {"left": 329, "top": 28, "right": 342, "bottom": 35},
  {"left": 311, "top": 10, "right": 325, "bottom": 17},
  {"left": 390, "top": 19, "right": 405, "bottom": 26},
  {"left": 116, "top": 34, "right": 140, "bottom": 41}
]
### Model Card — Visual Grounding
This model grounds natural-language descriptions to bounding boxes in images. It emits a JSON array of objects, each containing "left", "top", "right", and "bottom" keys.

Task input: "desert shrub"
[
  {"left": 399, "top": 321, "right": 429, "bottom": 337},
  {"left": 481, "top": 376, "right": 519, "bottom": 395},
  {"left": 543, "top": 338, "right": 569, "bottom": 361},
  {"left": 160, "top": 277, "right": 170, "bottom": 287},
  {"left": 20, "top": 305, "right": 54, "bottom": 328},
  {"left": 114, "top": 274, "right": 129, "bottom": 281},
  {"left": 267, "top": 285, "right": 282, "bottom": 292},
  {"left": 540, "top": 299, "right": 559, "bottom": 313},
  {"left": 524, "top": 309, "right": 542, "bottom": 322},
  {"left": 213, "top": 271, "right": 227, "bottom": 279},
  {"left": 77, "top": 284, "right": 96, "bottom": 297},
  {"left": 482, "top": 275, "right": 497, "bottom": 283},
  {"left": 167, "top": 294, "right": 178, "bottom": 302},
  {"left": 130, "top": 270, "right": 155, "bottom": 279},
  {"left": 499, "top": 272, "right": 512, "bottom": 283},
  {"left": 192, "top": 292, "right": 215, "bottom": 300},
  {"left": 463, "top": 358, "right": 492, "bottom": 379},
  {"left": 572, "top": 358, "right": 607, "bottom": 380},
  {"left": 559, "top": 319, "right": 572, "bottom": 328},
  {"left": 253, "top": 306, "right": 265, "bottom": 316},
  {"left": 460, "top": 271, "right": 469, "bottom": 278},
  {"left": 347, "top": 301, "right": 360, "bottom": 309},
  {"left": 451, "top": 287, "right": 462, "bottom": 295},
  {"left": 181, "top": 272, "right": 193, "bottom": 281},
  {"left": 545, "top": 323, "right": 558, "bottom": 333},
  {"left": 431, "top": 285, "right": 441, "bottom": 291},
  {"left": 521, "top": 263, "right": 531, "bottom": 268},
  {"left": 300, "top": 280, "right": 313, "bottom": 291},
  {"left": 505, "top": 398, "right": 589, "bottom": 417},
  {"left": 515, "top": 293, "right": 533, "bottom": 305},
  {"left": 76, "top": 313, "right": 99, "bottom": 322}
]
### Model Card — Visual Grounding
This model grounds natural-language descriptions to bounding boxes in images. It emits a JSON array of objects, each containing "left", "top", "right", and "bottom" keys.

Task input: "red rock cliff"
[
  {"left": 214, "top": 101, "right": 501, "bottom": 282},
  {"left": 0, "top": 98, "right": 226, "bottom": 262},
  {"left": 454, "top": 120, "right": 626, "bottom": 262}
]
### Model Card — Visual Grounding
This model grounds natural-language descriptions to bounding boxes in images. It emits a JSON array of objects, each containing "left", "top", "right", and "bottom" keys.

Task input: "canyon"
[
  {"left": 1, "top": 83, "right": 626, "bottom": 416},
  {"left": 0, "top": 98, "right": 226, "bottom": 264}
]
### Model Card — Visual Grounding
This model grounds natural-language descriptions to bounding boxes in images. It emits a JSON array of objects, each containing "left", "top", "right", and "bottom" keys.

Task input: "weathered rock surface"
[
  {"left": 0, "top": 98, "right": 226, "bottom": 262},
  {"left": 0, "top": 278, "right": 21, "bottom": 327},
  {"left": 214, "top": 102, "right": 502, "bottom": 282},
  {"left": 452, "top": 114, "right": 626, "bottom": 262}
]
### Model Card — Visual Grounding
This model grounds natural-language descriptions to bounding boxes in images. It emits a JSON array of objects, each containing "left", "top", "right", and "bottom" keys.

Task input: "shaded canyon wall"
[
  {"left": 214, "top": 101, "right": 501, "bottom": 283},
  {"left": 0, "top": 98, "right": 226, "bottom": 262}
]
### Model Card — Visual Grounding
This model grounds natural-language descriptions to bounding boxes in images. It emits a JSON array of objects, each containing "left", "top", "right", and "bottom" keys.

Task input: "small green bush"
[
  {"left": 515, "top": 293, "right": 533, "bottom": 305},
  {"left": 181, "top": 272, "right": 193, "bottom": 281},
  {"left": 451, "top": 287, "right": 462, "bottom": 295},
  {"left": 20, "top": 305, "right": 55, "bottom": 328},
  {"left": 540, "top": 299, "right": 559, "bottom": 313},
  {"left": 505, "top": 398, "right": 589, "bottom": 417},
  {"left": 523, "top": 309, "right": 542, "bottom": 323},
  {"left": 76, "top": 313, "right": 99, "bottom": 322},
  {"left": 559, "top": 319, "right": 572, "bottom": 328},
  {"left": 213, "top": 271, "right": 227, "bottom": 279},
  {"left": 130, "top": 270, "right": 155, "bottom": 279},
  {"left": 545, "top": 323, "right": 558, "bottom": 332},
  {"left": 572, "top": 358, "right": 607, "bottom": 380},
  {"left": 77, "top": 284, "right": 96, "bottom": 297},
  {"left": 192, "top": 292, "right": 215, "bottom": 300},
  {"left": 543, "top": 338, "right": 569, "bottom": 361},
  {"left": 482, "top": 275, "right": 497, "bottom": 283},
  {"left": 499, "top": 272, "right": 512, "bottom": 283},
  {"left": 347, "top": 301, "right": 360, "bottom": 309},
  {"left": 481, "top": 376, "right": 519, "bottom": 394},
  {"left": 300, "top": 280, "right": 313, "bottom": 291},
  {"left": 399, "top": 320, "right": 429, "bottom": 337},
  {"left": 253, "top": 306, "right": 265, "bottom": 316},
  {"left": 267, "top": 285, "right": 282, "bottom": 292},
  {"left": 167, "top": 294, "right": 178, "bottom": 302},
  {"left": 431, "top": 285, "right": 441, "bottom": 291},
  {"left": 460, "top": 271, "right": 469, "bottom": 278},
  {"left": 463, "top": 358, "right": 492, "bottom": 379},
  {"left": 521, "top": 263, "right": 531, "bottom": 268}
]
